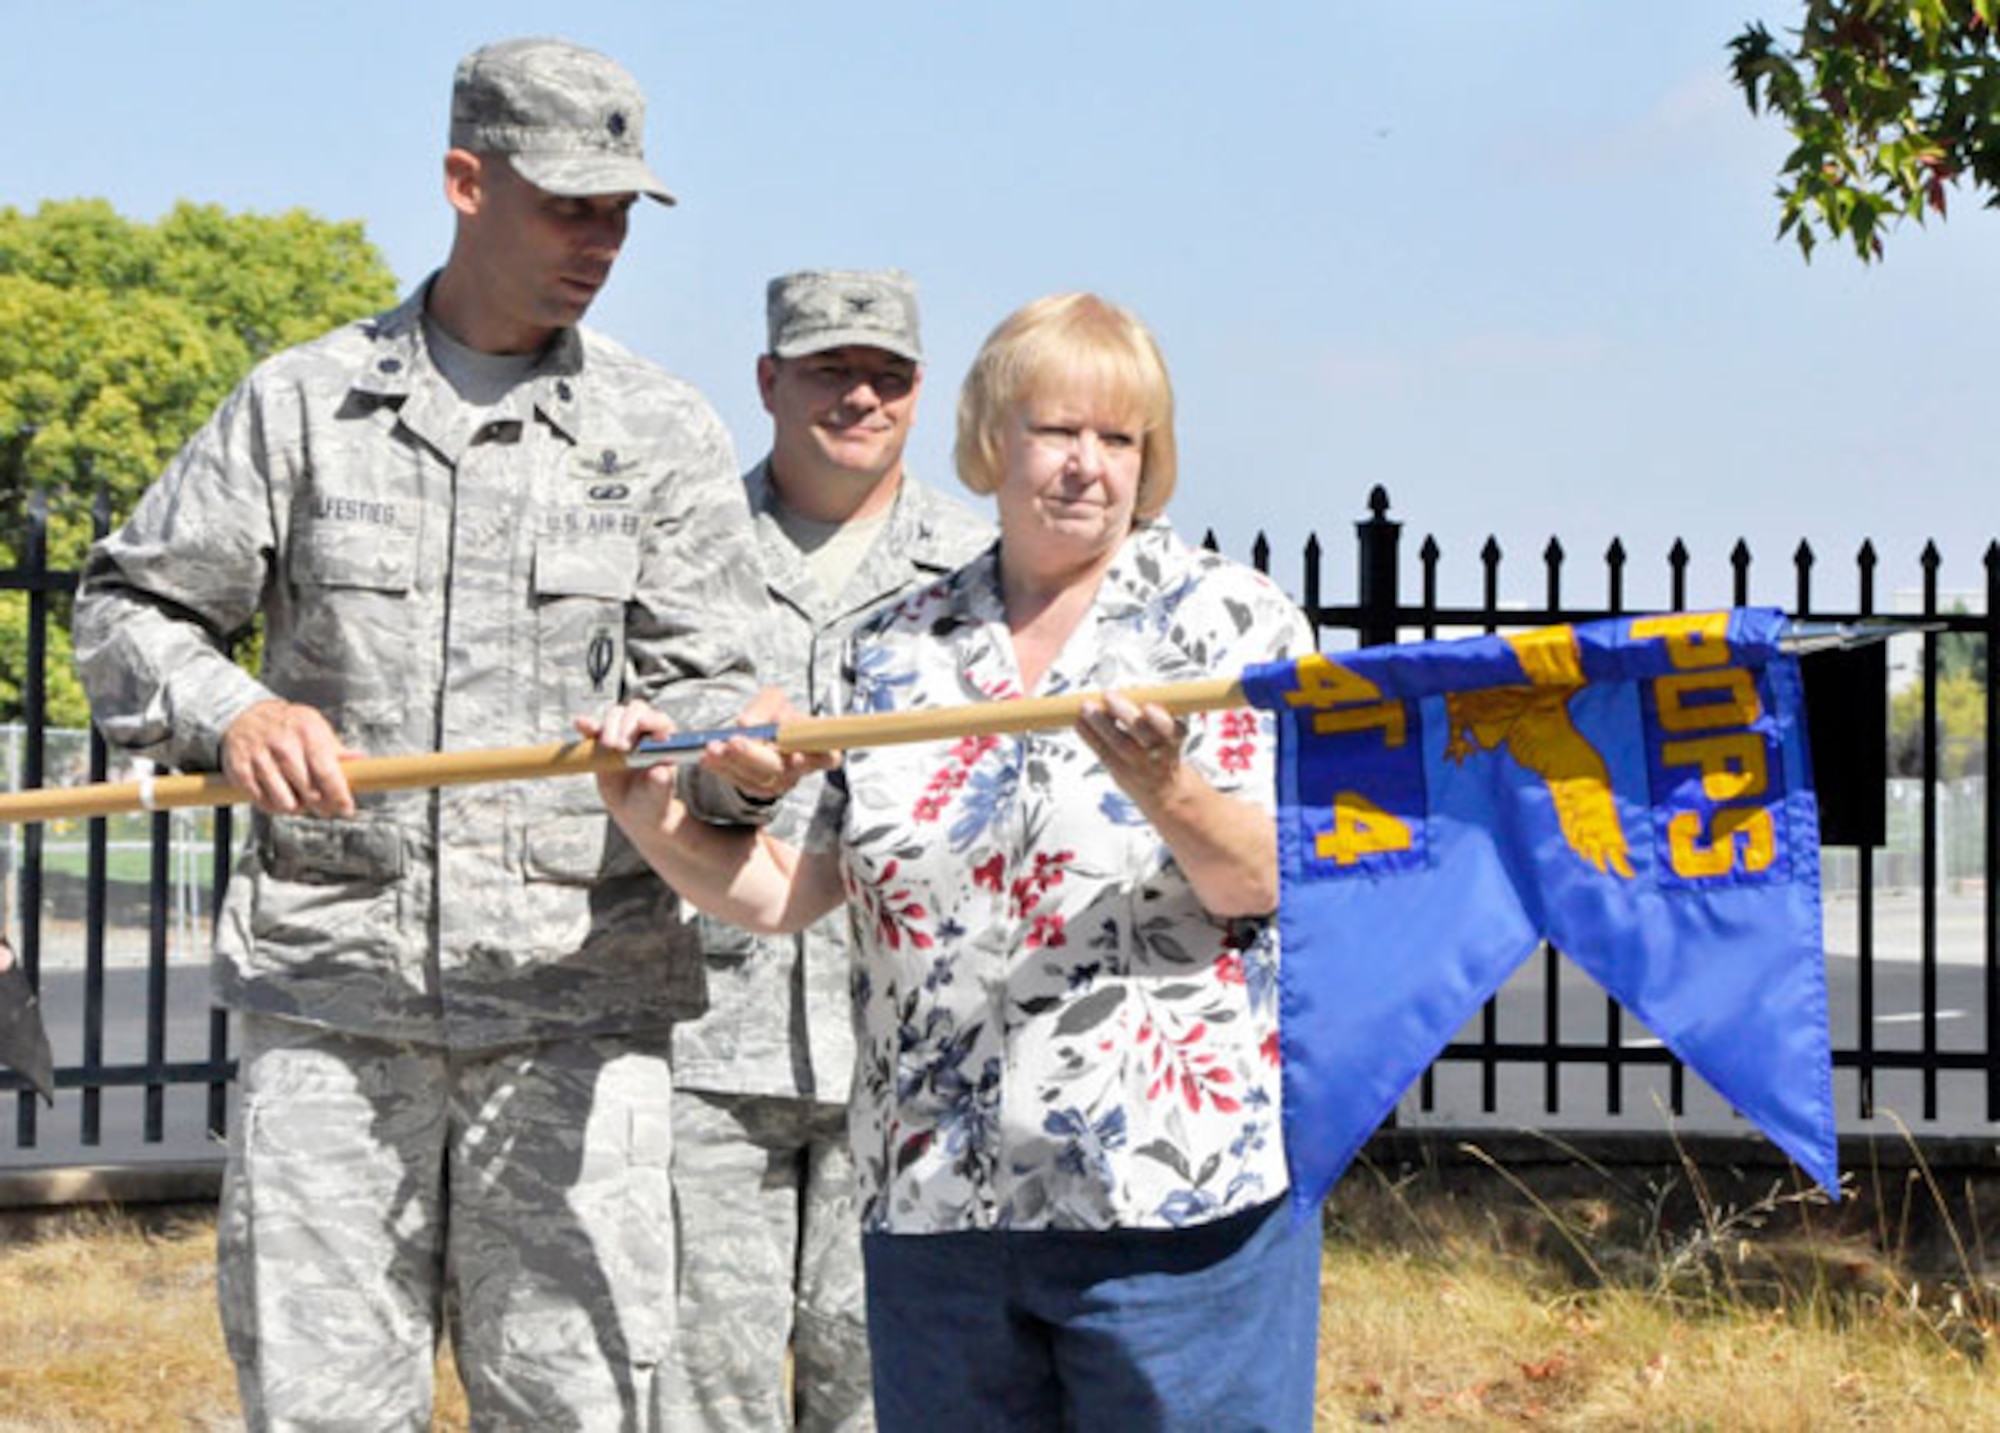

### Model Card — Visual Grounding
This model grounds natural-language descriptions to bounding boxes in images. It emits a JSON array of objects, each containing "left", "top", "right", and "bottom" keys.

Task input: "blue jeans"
[{"left": 862, "top": 1198, "right": 1321, "bottom": 1432}]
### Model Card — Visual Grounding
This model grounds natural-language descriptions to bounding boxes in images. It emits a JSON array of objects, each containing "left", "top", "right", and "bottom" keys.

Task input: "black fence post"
[
  {"left": 79, "top": 461, "right": 108, "bottom": 1147},
  {"left": 1987, "top": 544, "right": 2000, "bottom": 1124},
  {"left": 1355, "top": 485, "right": 1401, "bottom": 647},
  {"left": 1301, "top": 533, "right": 1322, "bottom": 646},
  {"left": 12, "top": 476, "right": 49, "bottom": 1145}
]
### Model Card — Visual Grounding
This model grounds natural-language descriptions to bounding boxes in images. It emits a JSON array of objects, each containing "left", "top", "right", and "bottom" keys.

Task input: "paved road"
[
  {"left": 1400, "top": 890, "right": 1996, "bottom": 1139},
  {"left": 2, "top": 964, "right": 232, "bottom": 1169},
  {"left": 1401, "top": 951, "right": 1993, "bottom": 1138}
]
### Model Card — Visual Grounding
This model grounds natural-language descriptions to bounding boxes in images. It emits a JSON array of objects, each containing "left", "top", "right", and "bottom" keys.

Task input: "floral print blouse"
[{"left": 814, "top": 521, "right": 1313, "bottom": 1234}]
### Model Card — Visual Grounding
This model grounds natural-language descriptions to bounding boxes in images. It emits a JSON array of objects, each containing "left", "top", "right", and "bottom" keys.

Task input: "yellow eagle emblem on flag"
[{"left": 1442, "top": 626, "right": 1635, "bottom": 879}]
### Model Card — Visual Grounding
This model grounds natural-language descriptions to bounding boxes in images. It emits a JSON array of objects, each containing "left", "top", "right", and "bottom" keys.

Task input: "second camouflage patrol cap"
[
  {"left": 766, "top": 269, "right": 923, "bottom": 362},
  {"left": 451, "top": 37, "right": 675, "bottom": 205}
]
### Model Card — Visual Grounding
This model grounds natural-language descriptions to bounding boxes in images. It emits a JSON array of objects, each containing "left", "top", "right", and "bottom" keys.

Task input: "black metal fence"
[
  {"left": 3, "top": 485, "right": 1995, "bottom": 1166},
  {"left": 3, "top": 489, "right": 237, "bottom": 1163}
]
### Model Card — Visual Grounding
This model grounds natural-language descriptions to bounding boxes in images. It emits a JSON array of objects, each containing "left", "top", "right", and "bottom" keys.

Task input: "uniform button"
[
  {"left": 556, "top": 380, "right": 574, "bottom": 402},
  {"left": 378, "top": 357, "right": 402, "bottom": 373}
]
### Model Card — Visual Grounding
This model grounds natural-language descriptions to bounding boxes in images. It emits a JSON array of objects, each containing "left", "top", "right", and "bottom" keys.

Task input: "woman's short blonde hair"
[{"left": 953, "top": 293, "right": 1177, "bottom": 523}]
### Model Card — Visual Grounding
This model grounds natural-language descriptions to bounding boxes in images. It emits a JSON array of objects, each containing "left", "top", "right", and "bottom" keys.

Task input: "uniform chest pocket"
[
  {"left": 534, "top": 534, "right": 640, "bottom": 728},
  {"left": 294, "top": 498, "right": 418, "bottom": 591},
  {"left": 534, "top": 534, "right": 639, "bottom": 602}
]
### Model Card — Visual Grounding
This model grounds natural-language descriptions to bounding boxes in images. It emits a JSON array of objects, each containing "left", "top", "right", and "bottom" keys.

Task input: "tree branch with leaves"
[
  {"left": 0, "top": 199, "right": 396, "bottom": 721},
  {"left": 1730, "top": 1, "right": 2000, "bottom": 260}
]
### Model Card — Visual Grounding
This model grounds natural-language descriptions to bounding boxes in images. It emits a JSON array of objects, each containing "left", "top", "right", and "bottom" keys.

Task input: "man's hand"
[{"left": 222, "top": 700, "right": 357, "bottom": 818}]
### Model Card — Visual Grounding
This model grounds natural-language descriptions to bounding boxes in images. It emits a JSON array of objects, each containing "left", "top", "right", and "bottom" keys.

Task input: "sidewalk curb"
[{"left": 0, "top": 1159, "right": 222, "bottom": 1209}]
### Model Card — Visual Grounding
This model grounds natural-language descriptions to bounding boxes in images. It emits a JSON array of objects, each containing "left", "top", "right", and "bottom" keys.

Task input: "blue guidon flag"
[{"left": 1239, "top": 608, "right": 1835, "bottom": 1214}]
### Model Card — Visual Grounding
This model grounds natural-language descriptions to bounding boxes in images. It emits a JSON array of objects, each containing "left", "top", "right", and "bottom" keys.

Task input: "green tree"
[
  {"left": 0, "top": 199, "right": 397, "bottom": 724},
  {"left": 1729, "top": 2, "right": 2000, "bottom": 261},
  {"left": 1889, "top": 618, "right": 1988, "bottom": 777}
]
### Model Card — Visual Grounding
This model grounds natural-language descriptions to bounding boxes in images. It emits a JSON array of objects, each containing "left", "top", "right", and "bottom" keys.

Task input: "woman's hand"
[
  {"left": 1077, "top": 693, "right": 1278, "bottom": 918},
  {"left": 1076, "top": 692, "right": 1194, "bottom": 812},
  {"left": 700, "top": 686, "right": 839, "bottom": 804},
  {"left": 577, "top": 697, "right": 846, "bottom": 936},
  {"left": 576, "top": 701, "right": 680, "bottom": 838}
]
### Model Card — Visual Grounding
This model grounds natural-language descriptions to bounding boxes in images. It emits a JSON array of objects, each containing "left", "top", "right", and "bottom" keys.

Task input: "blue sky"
[{"left": 5, "top": 2, "right": 1995, "bottom": 612}]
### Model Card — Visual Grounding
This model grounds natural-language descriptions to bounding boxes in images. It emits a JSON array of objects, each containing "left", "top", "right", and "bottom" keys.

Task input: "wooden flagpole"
[
  {"left": 0, "top": 616, "right": 1936, "bottom": 827},
  {"left": 0, "top": 675, "right": 1250, "bottom": 826},
  {"left": 774, "top": 675, "right": 1245, "bottom": 753}
]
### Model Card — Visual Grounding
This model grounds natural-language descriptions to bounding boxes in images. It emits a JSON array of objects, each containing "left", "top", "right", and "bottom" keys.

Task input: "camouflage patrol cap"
[
  {"left": 451, "top": 37, "right": 675, "bottom": 205},
  {"left": 766, "top": 269, "right": 922, "bottom": 362}
]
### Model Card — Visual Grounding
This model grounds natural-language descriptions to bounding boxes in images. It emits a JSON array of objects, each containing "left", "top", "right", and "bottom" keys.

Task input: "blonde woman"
[{"left": 588, "top": 293, "right": 1321, "bottom": 1431}]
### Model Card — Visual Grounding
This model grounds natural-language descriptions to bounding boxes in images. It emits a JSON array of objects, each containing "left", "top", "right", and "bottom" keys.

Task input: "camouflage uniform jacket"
[
  {"left": 669, "top": 458, "right": 991, "bottom": 1101},
  {"left": 73, "top": 283, "right": 768, "bottom": 1050}
]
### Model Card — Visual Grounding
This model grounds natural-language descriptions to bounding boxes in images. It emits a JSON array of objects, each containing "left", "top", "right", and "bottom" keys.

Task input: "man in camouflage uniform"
[
  {"left": 661, "top": 270, "right": 989, "bottom": 1433},
  {"left": 73, "top": 38, "right": 766, "bottom": 1431}
]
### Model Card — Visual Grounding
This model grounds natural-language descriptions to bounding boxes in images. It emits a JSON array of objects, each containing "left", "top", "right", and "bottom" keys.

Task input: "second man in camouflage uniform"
[{"left": 662, "top": 270, "right": 991, "bottom": 1433}]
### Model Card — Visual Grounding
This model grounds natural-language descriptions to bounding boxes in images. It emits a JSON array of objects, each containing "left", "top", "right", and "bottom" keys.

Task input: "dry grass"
[
  {"left": 0, "top": 1208, "right": 468, "bottom": 1432},
  {"left": 0, "top": 1209, "right": 237, "bottom": 1433},
  {"left": 1313, "top": 1151, "right": 2000, "bottom": 1430},
  {"left": 1, "top": 1158, "right": 1996, "bottom": 1432}
]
